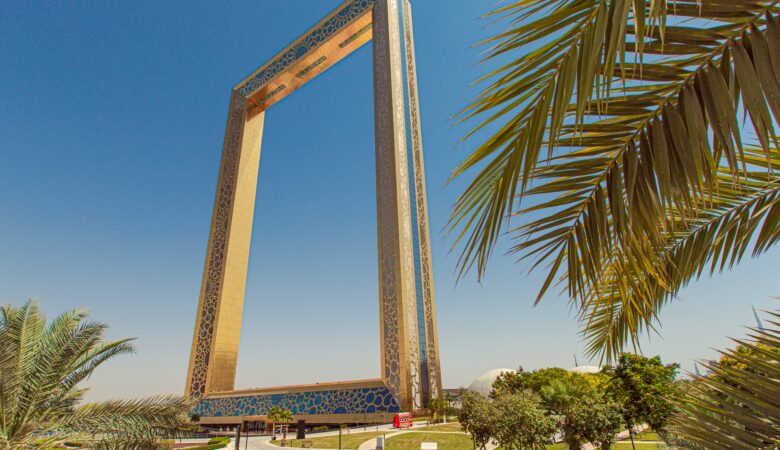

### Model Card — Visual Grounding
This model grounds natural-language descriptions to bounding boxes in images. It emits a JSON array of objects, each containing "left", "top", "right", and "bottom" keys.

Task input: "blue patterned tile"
[{"left": 194, "top": 385, "right": 400, "bottom": 418}]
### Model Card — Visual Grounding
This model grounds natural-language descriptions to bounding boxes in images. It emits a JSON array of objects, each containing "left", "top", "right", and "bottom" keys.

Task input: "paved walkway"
[
  {"left": 355, "top": 425, "right": 499, "bottom": 450},
  {"left": 226, "top": 423, "right": 648, "bottom": 450},
  {"left": 230, "top": 422, "right": 399, "bottom": 450},
  {"left": 222, "top": 421, "right": 506, "bottom": 450}
]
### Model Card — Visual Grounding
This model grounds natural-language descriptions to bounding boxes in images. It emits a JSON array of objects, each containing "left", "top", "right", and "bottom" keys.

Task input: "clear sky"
[{"left": 1, "top": 0, "right": 778, "bottom": 402}]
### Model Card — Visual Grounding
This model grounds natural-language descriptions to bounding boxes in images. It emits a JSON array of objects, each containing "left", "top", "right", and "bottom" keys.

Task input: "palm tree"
[
  {"left": 670, "top": 308, "right": 780, "bottom": 448},
  {"left": 267, "top": 406, "right": 281, "bottom": 440},
  {"left": 279, "top": 409, "right": 295, "bottom": 441},
  {"left": 0, "top": 300, "right": 193, "bottom": 449},
  {"left": 449, "top": 0, "right": 780, "bottom": 360},
  {"left": 429, "top": 395, "right": 448, "bottom": 422}
]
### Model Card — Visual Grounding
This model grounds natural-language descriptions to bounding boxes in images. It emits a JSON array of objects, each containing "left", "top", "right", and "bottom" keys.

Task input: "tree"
[
  {"left": 267, "top": 406, "right": 282, "bottom": 440},
  {"left": 532, "top": 374, "right": 622, "bottom": 450},
  {"left": 429, "top": 394, "right": 449, "bottom": 422},
  {"left": 540, "top": 379, "right": 595, "bottom": 449},
  {"left": 566, "top": 395, "right": 624, "bottom": 450},
  {"left": 605, "top": 354, "right": 679, "bottom": 448},
  {"left": 492, "top": 391, "right": 557, "bottom": 450},
  {"left": 492, "top": 367, "right": 622, "bottom": 449},
  {"left": 540, "top": 378, "right": 592, "bottom": 414},
  {"left": 492, "top": 367, "right": 585, "bottom": 398},
  {"left": 715, "top": 341, "right": 780, "bottom": 379},
  {"left": 458, "top": 391, "right": 494, "bottom": 450},
  {"left": 279, "top": 409, "right": 294, "bottom": 441},
  {"left": 448, "top": 0, "right": 780, "bottom": 362},
  {"left": 670, "top": 308, "right": 780, "bottom": 448},
  {"left": 0, "top": 300, "right": 193, "bottom": 450}
]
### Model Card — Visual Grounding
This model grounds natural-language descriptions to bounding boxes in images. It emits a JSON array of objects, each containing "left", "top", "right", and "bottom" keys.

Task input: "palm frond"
[
  {"left": 64, "top": 395, "right": 195, "bottom": 440},
  {"left": 670, "top": 309, "right": 780, "bottom": 448},
  {"left": 579, "top": 147, "right": 780, "bottom": 360},
  {"left": 0, "top": 300, "right": 192, "bottom": 448},
  {"left": 451, "top": 0, "right": 780, "bottom": 359}
]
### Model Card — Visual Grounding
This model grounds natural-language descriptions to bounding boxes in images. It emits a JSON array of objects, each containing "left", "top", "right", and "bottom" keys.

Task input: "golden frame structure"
[{"left": 186, "top": 0, "right": 441, "bottom": 424}]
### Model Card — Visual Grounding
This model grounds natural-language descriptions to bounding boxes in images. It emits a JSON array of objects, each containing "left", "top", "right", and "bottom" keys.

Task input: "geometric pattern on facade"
[
  {"left": 235, "top": 0, "right": 374, "bottom": 99},
  {"left": 193, "top": 385, "right": 400, "bottom": 418},
  {"left": 186, "top": 0, "right": 441, "bottom": 422}
]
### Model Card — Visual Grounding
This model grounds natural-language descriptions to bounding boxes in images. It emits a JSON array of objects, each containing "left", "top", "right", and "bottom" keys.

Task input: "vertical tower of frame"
[
  {"left": 185, "top": 95, "right": 265, "bottom": 398},
  {"left": 373, "top": 0, "right": 441, "bottom": 411}
]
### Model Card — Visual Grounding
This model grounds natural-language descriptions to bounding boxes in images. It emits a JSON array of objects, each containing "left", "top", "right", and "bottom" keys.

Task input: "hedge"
[{"left": 181, "top": 436, "right": 230, "bottom": 450}]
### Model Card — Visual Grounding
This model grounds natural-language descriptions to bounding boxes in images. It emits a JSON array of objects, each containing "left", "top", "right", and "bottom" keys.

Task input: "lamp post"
[
  {"left": 244, "top": 417, "right": 249, "bottom": 450},
  {"left": 234, "top": 422, "right": 242, "bottom": 449}
]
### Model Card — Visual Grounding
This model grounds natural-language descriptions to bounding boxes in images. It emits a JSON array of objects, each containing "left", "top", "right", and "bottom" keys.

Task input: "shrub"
[
  {"left": 207, "top": 437, "right": 230, "bottom": 445},
  {"left": 33, "top": 439, "right": 85, "bottom": 448},
  {"left": 184, "top": 441, "right": 229, "bottom": 450},
  {"left": 175, "top": 436, "right": 230, "bottom": 450}
]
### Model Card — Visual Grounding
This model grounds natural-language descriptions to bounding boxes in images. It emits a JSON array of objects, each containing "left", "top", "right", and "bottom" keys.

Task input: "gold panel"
[
  {"left": 185, "top": 95, "right": 265, "bottom": 397},
  {"left": 245, "top": 12, "right": 374, "bottom": 114}
]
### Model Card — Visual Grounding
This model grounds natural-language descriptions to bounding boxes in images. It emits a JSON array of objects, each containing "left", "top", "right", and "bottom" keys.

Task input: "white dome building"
[
  {"left": 567, "top": 365, "right": 602, "bottom": 374},
  {"left": 467, "top": 368, "right": 516, "bottom": 397}
]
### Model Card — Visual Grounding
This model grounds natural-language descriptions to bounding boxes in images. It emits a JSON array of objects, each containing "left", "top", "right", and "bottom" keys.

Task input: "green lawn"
[
  {"left": 502, "top": 442, "right": 665, "bottom": 450},
  {"left": 497, "top": 444, "right": 566, "bottom": 450},
  {"left": 411, "top": 422, "right": 464, "bottom": 432},
  {"left": 268, "top": 427, "right": 667, "bottom": 450},
  {"left": 385, "top": 432, "right": 474, "bottom": 450},
  {"left": 613, "top": 443, "right": 666, "bottom": 449},
  {"left": 619, "top": 430, "right": 663, "bottom": 441},
  {"left": 411, "top": 415, "right": 434, "bottom": 422},
  {"left": 270, "top": 431, "right": 386, "bottom": 449}
]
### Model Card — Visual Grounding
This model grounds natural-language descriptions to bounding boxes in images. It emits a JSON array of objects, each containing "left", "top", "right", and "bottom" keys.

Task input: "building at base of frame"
[{"left": 194, "top": 380, "right": 400, "bottom": 427}]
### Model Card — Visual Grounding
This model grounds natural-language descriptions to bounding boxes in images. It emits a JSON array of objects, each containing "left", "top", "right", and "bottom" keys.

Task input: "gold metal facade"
[{"left": 186, "top": 0, "right": 441, "bottom": 418}]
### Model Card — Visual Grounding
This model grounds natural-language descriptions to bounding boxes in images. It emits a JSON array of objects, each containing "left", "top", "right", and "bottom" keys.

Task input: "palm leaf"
[
  {"left": 64, "top": 395, "right": 194, "bottom": 440},
  {"left": 578, "top": 146, "right": 780, "bottom": 360},
  {"left": 670, "top": 309, "right": 780, "bottom": 448},
  {"left": 0, "top": 300, "right": 193, "bottom": 448},
  {"left": 451, "top": 0, "right": 780, "bottom": 360}
]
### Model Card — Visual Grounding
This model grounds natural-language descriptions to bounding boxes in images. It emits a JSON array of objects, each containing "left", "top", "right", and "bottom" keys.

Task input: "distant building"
[
  {"left": 467, "top": 368, "right": 517, "bottom": 397},
  {"left": 567, "top": 365, "right": 602, "bottom": 374}
]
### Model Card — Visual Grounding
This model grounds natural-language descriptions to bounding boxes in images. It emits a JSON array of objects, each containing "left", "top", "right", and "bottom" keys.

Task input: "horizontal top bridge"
[{"left": 234, "top": 0, "right": 376, "bottom": 113}]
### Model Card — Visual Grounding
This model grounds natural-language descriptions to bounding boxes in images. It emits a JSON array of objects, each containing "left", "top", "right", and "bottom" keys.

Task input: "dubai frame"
[{"left": 186, "top": 0, "right": 442, "bottom": 424}]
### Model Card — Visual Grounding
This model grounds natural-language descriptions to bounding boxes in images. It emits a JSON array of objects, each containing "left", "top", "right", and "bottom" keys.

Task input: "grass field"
[
  {"left": 500, "top": 442, "right": 664, "bottom": 450},
  {"left": 497, "top": 444, "right": 567, "bottom": 450},
  {"left": 270, "top": 431, "right": 386, "bottom": 449},
  {"left": 385, "top": 432, "right": 474, "bottom": 450},
  {"left": 613, "top": 443, "right": 666, "bottom": 449},
  {"left": 619, "top": 430, "right": 663, "bottom": 441},
  {"left": 411, "top": 422, "right": 464, "bottom": 432},
  {"left": 268, "top": 426, "right": 668, "bottom": 450},
  {"left": 410, "top": 416, "right": 434, "bottom": 422}
]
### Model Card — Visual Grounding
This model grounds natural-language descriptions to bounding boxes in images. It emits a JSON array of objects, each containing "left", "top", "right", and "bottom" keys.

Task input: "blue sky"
[{"left": 1, "top": 0, "right": 778, "bottom": 401}]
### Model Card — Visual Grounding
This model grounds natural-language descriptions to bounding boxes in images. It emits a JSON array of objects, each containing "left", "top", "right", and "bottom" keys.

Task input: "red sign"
[{"left": 393, "top": 413, "right": 413, "bottom": 429}]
